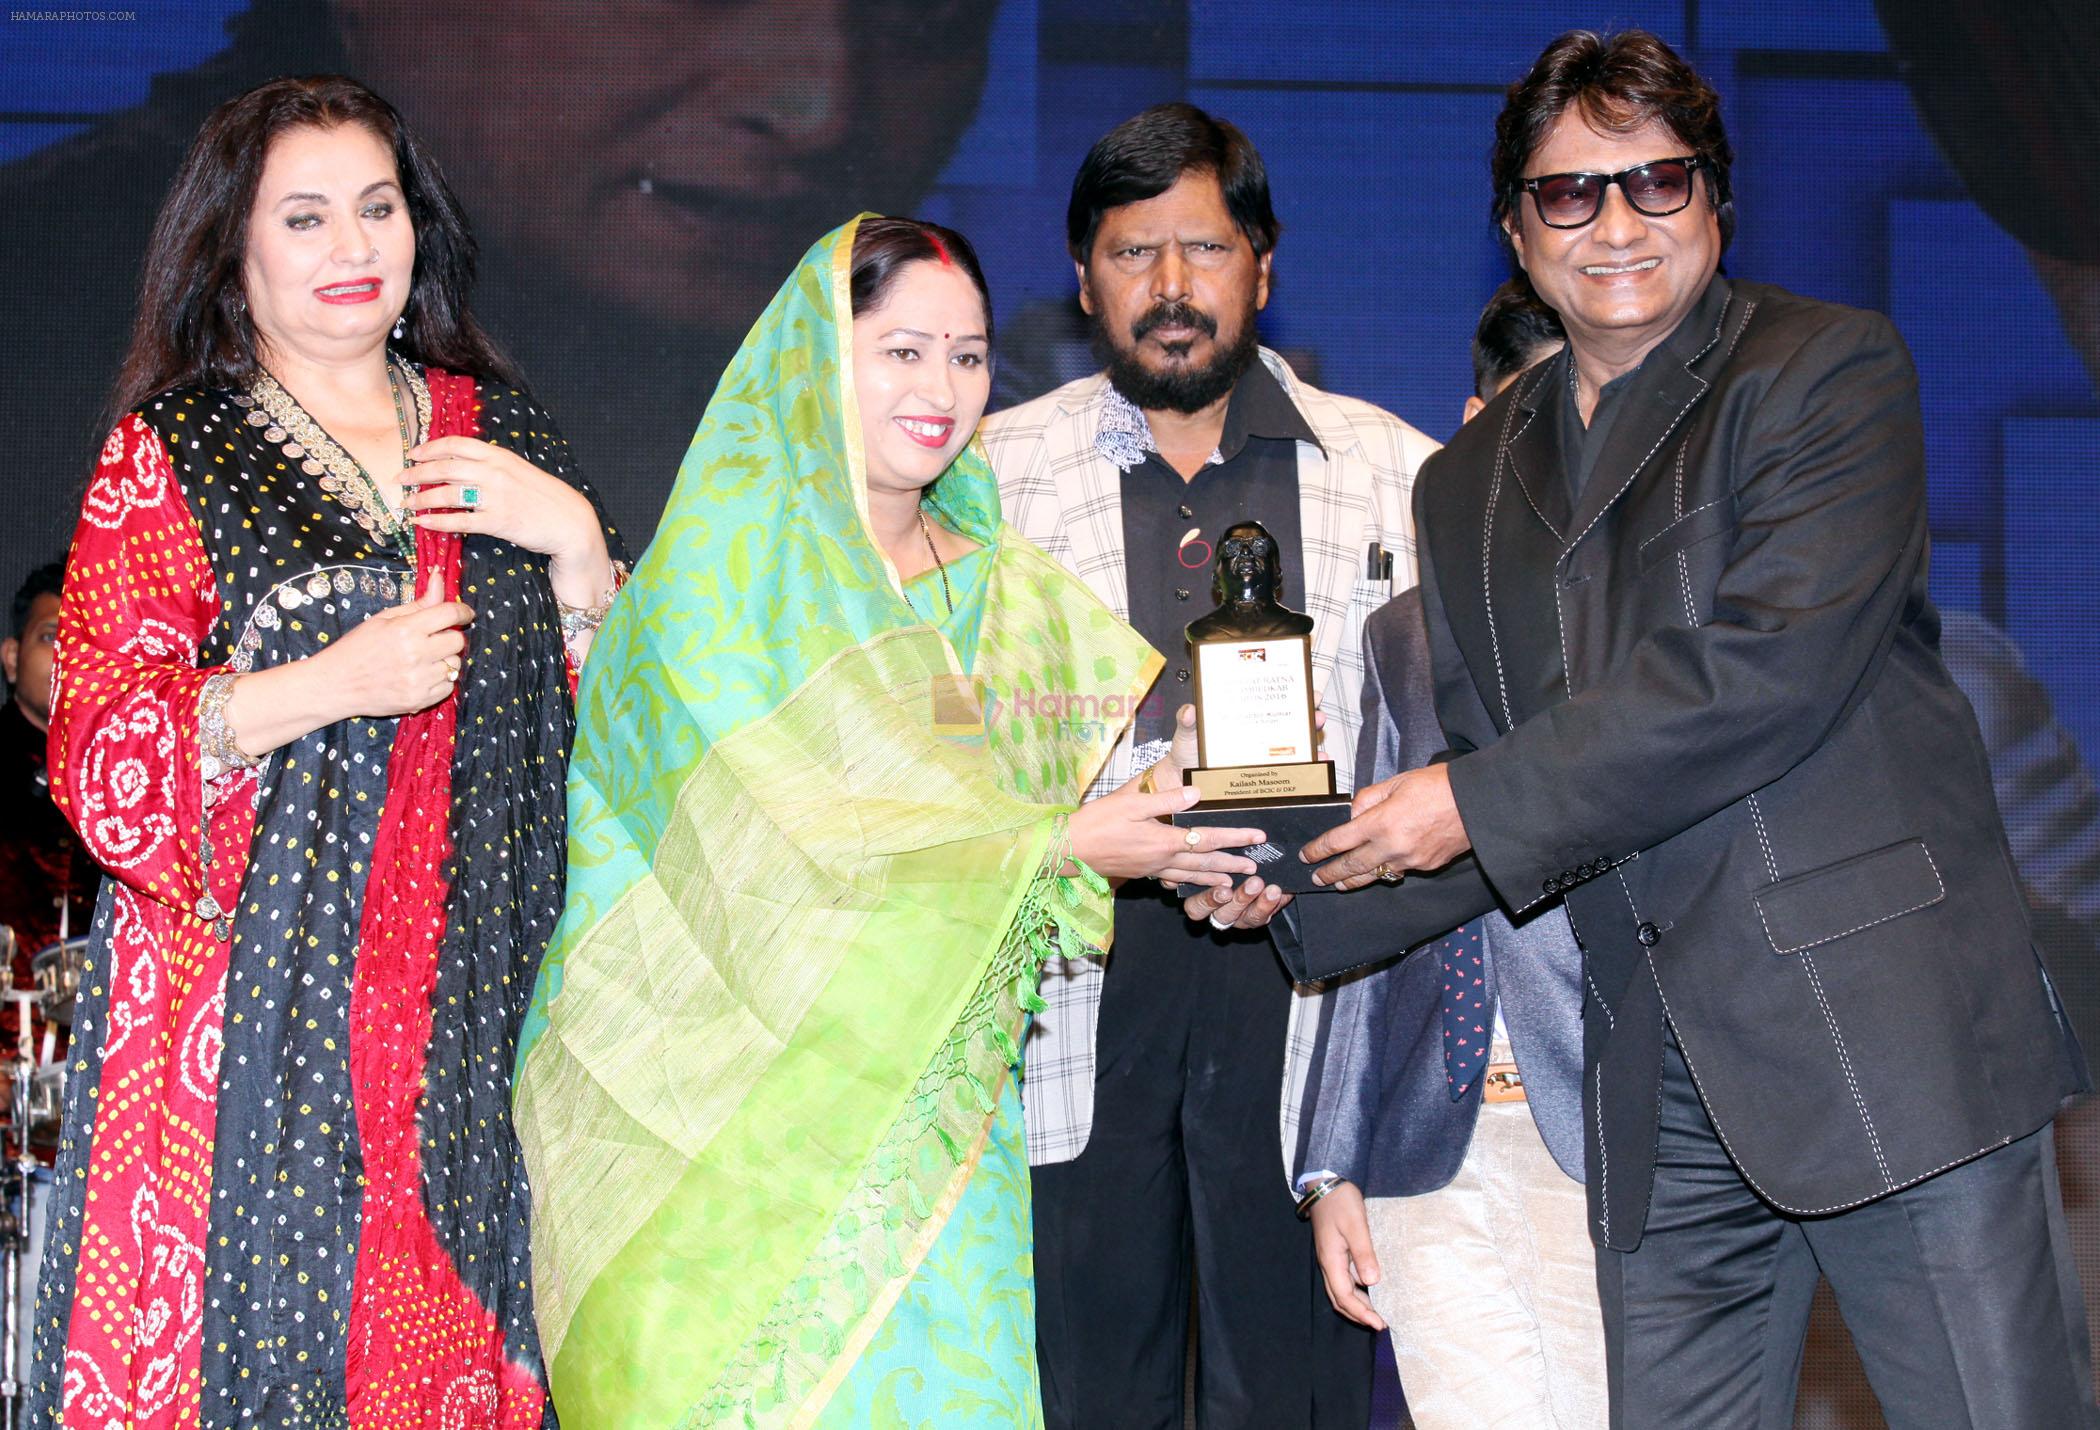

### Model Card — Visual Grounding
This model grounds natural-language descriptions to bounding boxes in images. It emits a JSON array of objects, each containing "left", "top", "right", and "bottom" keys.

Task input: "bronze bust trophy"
[
  {"left": 1188, "top": 522, "right": 1315, "bottom": 640},
  {"left": 1172, "top": 521, "right": 1346, "bottom": 894}
]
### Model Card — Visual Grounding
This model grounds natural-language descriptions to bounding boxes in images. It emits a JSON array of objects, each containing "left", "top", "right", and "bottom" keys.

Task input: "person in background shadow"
[
  {"left": 0, "top": 559, "right": 102, "bottom": 1379},
  {"left": 1874, "top": 0, "right": 2100, "bottom": 392},
  {"left": 0, "top": 561, "right": 99, "bottom": 996}
]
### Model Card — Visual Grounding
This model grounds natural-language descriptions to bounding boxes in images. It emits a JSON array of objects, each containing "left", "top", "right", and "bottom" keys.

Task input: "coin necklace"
[{"left": 243, "top": 358, "right": 425, "bottom": 572}]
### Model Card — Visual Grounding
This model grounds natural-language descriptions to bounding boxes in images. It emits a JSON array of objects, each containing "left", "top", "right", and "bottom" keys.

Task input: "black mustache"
[{"left": 1132, "top": 302, "right": 1217, "bottom": 342}]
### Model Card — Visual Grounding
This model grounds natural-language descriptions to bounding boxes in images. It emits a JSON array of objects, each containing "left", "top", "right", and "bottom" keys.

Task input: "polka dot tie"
[{"left": 1438, "top": 922, "right": 1489, "bottom": 1099}]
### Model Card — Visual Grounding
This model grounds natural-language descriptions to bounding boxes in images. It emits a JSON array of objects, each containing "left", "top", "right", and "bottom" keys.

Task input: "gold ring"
[
  {"left": 1184, "top": 828, "right": 1202, "bottom": 849},
  {"left": 1376, "top": 864, "right": 1402, "bottom": 884}
]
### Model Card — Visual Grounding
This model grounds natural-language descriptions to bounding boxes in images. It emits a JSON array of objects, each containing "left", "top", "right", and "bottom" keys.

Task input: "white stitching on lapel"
[
  {"left": 1672, "top": 446, "right": 1700, "bottom": 625},
  {"left": 1504, "top": 364, "right": 1563, "bottom": 543},
  {"left": 1483, "top": 393, "right": 1521, "bottom": 731}
]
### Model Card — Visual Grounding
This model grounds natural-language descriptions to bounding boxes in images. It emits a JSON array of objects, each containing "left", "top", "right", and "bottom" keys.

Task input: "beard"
[{"left": 1089, "top": 293, "right": 1263, "bottom": 414}]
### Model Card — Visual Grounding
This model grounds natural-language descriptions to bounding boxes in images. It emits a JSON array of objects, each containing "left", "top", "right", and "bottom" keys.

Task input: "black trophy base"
[{"left": 1170, "top": 796, "right": 1353, "bottom": 898}]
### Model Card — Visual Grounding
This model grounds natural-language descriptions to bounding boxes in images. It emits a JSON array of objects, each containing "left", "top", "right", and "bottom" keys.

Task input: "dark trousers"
[
  {"left": 1599, "top": 1027, "right": 2098, "bottom": 1429},
  {"left": 1031, "top": 893, "right": 1372, "bottom": 1429}
]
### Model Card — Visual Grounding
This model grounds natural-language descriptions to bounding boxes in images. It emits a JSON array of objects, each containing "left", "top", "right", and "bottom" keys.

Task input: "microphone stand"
[{"left": 0, "top": 958, "right": 29, "bottom": 1427}]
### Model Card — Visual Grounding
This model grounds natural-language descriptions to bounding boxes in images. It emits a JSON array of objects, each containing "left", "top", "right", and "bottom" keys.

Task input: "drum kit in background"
[{"left": 0, "top": 922, "right": 84, "bottom": 1423}]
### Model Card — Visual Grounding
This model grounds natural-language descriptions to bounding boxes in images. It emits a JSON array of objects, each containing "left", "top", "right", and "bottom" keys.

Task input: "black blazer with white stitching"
[{"left": 1277, "top": 277, "right": 2087, "bottom": 1249}]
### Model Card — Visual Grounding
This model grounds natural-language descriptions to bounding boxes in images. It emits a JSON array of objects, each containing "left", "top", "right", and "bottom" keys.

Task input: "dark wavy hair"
[
  {"left": 1491, "top": 30, "right": 1735, "bottom": 253},
  {"left": 849, "top": 216, "right": 995, "bottom": 347},
  {"left": 1065, "top": 103, "right": 1280, "bottom": 265},
  {"left": 105, "top": 73, "right": 519, "bottom": 425},
  {"left": 1472, "top": 276, "right": 1567, "bottom": 399}
]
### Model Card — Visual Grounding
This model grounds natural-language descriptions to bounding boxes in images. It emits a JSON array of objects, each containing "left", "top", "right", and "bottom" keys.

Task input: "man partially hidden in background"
[
  {"left": 1285, "top": 279, "right": 1609, "bottom": 1428},
  {"left": 0, "top": 561, "right": 98, "bottom": 1373},
  {"left": 0, "top": 562, "right": 97, "bottom": 1015}
]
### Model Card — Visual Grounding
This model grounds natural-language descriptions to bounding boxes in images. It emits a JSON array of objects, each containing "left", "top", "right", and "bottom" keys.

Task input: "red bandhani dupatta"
[
  {"left": 341, "top": 373, "right": 546, "bottom": 1427},
  {"left": 47, "top": 413, "right": 252, "bottom": 1427}
]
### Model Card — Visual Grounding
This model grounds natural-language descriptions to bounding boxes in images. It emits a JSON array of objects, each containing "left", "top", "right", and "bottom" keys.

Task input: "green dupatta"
[{"left": 513, "top": 218, "right": 1160, "bottom": 1427}]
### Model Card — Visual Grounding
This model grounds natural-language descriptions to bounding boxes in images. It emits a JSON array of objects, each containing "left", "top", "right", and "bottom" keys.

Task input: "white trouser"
[{"left": 1365, "top": 1078, "right": 1607, "bottom": 1429}]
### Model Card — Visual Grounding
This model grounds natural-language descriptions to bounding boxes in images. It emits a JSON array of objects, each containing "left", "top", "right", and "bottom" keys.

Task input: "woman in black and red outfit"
[{"left": 32, "top": 75, "right": 620, "bottom": 1427}]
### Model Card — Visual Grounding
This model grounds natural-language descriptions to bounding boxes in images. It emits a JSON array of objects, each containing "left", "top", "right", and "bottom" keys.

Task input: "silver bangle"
[
  {"left": 195, "top": 671, "right": 251, "bottom": 941},
  {"left": 198, "top": 672, "right": 256, "bottom": 783},
  {"left": 557, "top": 559, "right": 628, "bottom": 641}
]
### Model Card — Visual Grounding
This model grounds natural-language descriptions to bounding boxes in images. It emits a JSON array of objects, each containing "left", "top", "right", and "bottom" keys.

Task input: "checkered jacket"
[{"left": 981, "top": 349, "right": 1438, "bottom": 1168}]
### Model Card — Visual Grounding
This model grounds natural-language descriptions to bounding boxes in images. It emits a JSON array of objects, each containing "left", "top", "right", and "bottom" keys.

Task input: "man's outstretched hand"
[{"left": 1302, "top": 763, "right": 1471, "bottom": 890}]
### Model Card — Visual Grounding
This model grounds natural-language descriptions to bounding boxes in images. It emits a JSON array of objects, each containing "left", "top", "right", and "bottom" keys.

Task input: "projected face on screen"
[{"left": 335, "top": 0, "right": 995, "bottom": 332}]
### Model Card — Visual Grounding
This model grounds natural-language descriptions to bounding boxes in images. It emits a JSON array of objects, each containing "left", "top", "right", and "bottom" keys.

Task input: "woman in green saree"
[{"left": 513, "top": 216, "right": 1265, "bottom": 1427}]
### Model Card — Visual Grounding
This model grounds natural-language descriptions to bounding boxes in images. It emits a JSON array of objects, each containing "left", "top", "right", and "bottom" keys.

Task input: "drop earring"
[{"left": 392, "top": 315, "right": 406, "bottom": 342}]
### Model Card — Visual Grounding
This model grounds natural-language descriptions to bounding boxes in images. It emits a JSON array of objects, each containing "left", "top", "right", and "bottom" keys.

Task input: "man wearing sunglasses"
[{"left": 1195, "top": 28, "right": 2096, "bottom": 1426}]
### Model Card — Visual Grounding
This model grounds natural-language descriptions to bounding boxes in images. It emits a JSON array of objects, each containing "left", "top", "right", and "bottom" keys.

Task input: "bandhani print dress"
[{"left": 29, "top": 366, "right": 613, "bottom": 1428}]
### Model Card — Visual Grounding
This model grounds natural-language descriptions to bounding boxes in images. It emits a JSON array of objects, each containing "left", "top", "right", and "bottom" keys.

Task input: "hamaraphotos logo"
[{"left": 930, "top": 678, "right": 1162, "bottom": 743}]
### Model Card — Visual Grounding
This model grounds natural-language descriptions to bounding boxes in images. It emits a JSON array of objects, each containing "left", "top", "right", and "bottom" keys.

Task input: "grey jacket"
[
  {"left": 983, "top": 350, "right": 1436, "bottom": 1165},
  {"left": 1285, "top": 591, "right": 1586, "bottom": 1194}
]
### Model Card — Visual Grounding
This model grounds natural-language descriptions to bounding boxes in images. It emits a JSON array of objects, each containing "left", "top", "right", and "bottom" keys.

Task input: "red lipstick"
[
  {"left": 315, "top": 278, "right": 383, "bottom": 305},
  {"left": 894, "top": 416, "right": 955, "bottom": 449}
]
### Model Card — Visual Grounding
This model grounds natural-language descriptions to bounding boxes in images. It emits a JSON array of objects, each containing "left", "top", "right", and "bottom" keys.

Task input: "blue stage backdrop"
[{"left": 4, "top": 4, "right": 2097, "bottom": 1424}]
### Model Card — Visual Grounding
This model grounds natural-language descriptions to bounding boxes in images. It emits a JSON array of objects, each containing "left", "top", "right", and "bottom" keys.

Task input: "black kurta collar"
[
  {"left": 1217, "top": 356, "right": 1320, "bottom": 464},
  {"left": 1508, "top": 275, "right": 1735, "bottom": 548}
]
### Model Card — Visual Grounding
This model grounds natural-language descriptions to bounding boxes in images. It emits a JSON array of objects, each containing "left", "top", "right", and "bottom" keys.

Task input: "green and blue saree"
[{"left": 513, "top": 218, "right": 1160, "bottom": 1427}]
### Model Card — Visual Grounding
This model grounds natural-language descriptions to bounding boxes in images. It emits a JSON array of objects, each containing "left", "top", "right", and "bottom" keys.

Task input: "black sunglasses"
[{"left": 1519, "top": 156, "right": 1708, "bottom": 229}]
